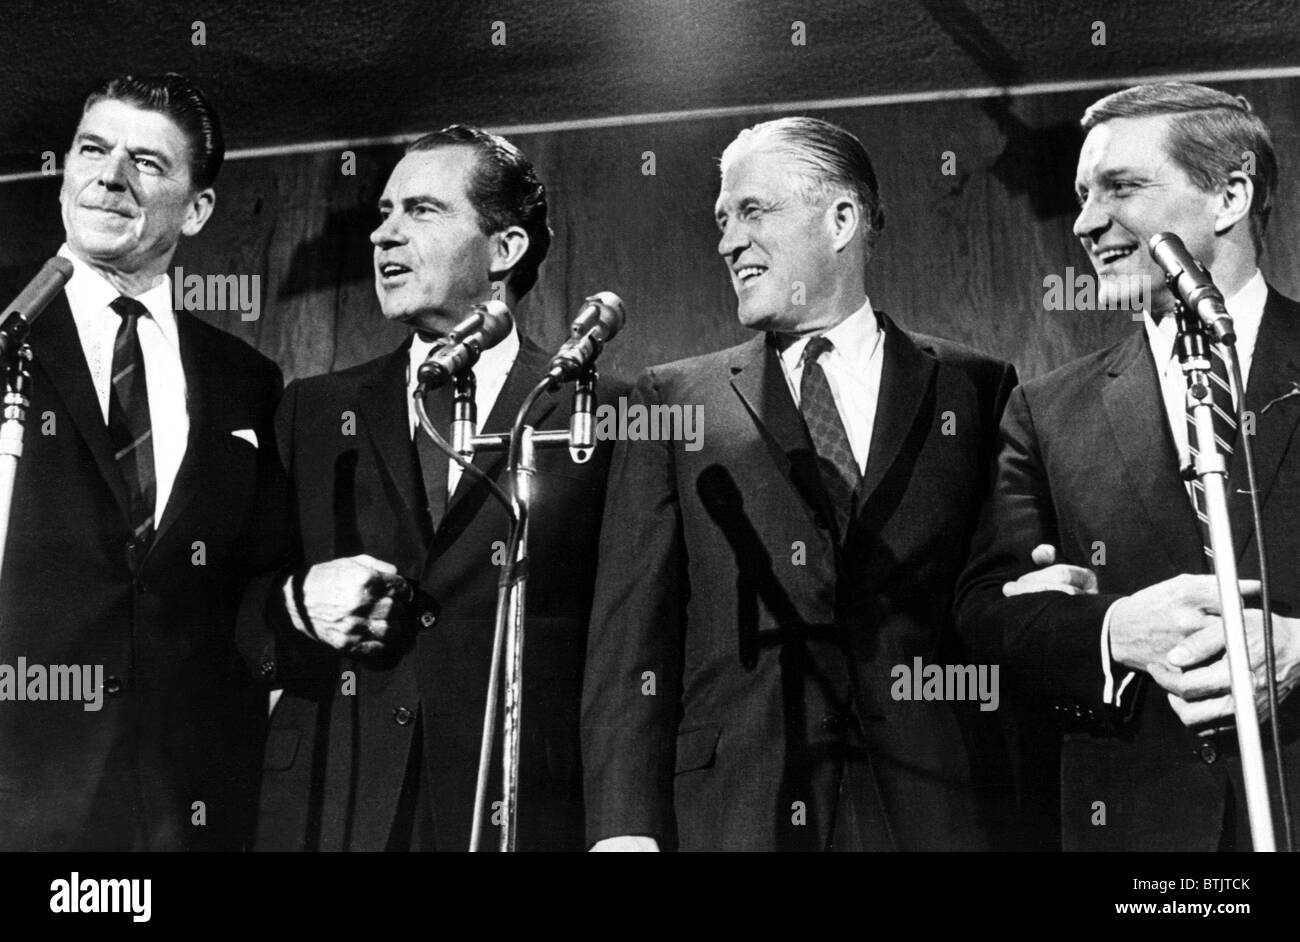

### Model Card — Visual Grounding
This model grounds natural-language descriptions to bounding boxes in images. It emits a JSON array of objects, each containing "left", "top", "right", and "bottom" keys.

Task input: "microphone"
[
  {"left": 568, "top": 369, "right": 595, "bottom": 464},
  {"left": 546, "top": 292, "right": 626, "bottom": 384},
  {"left": 0, "top": 257, "right": 75, "bottom": 357},
  {"left": 416, "top": 300, "right": 514, "bottom": 390},
  {"left": 1148, "top": 233, "right": 1235, "bottom": 344}
]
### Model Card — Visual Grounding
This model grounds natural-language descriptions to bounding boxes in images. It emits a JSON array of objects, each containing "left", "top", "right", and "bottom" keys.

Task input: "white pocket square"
[{"left": 231, "top": 428, "right": 259, "bottom": 448}]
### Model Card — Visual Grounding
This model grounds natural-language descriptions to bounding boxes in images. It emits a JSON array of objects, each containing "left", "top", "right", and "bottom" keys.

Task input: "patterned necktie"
[
  {"left": 414, "top": 382, "right": 454, "bottom": 535},
  {"left": 1185, "top": 343, "right": 1238, "bottom": 567},
  {"left": 108, "top": 296, "right": 156, "bottom": 544},
  {"left": 799, "top": 336, "right": 861, "bottom": 539}
]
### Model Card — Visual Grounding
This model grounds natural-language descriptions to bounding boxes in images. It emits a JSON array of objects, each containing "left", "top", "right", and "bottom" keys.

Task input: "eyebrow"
[
  {"left": 714, "top": 195, "right": 761, "bottom": 221},
  {"left": 377, "top": 195, "right": 454, "bottom": 213},
  {"left": 74, "top": 132, "right": 175, "bottom": 171}
]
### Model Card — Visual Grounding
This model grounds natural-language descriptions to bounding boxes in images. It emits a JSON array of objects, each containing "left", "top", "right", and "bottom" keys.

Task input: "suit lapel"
[
  {"left": 855, "top": 314, "right": 937, "bottom": 504},
  {"left": 728, "top": 333, "right": 829, "bottom": 528},
  {"left": 359, "top": 339, "right": 428, "bottom": 558},
  {"left": 27, "top": 293, "right": 130, "bottom": 519},
  {"left": 1229, "top": 287, "right": 1300, "bottom": 558},
  {"left": 150, "top": 311, "right": 208, "bottom": 549},
  {"left": 1101, "top": 330, "right": 1205, "bottom": 574}
]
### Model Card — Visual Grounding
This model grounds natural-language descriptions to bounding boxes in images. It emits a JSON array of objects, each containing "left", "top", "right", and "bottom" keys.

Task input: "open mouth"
[
  {"left": 1094, "top": 245, "right": 1137, "bottom": 266},
  {"left": 734, "top": 264, "right": 767, "bottom": 285},
  {"left": 379, "top": 262, "right": 412, "bottom": 281}
]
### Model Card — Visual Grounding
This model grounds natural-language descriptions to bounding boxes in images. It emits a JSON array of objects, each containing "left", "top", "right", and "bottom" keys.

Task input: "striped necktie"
[
  {"left": 108, "top": 296, "right": 156, "bottom": 544},
  {"left": 799, "top": 335, "right": 861, "bottom": 540},
  {"left": 1185, "top": 343, "right": 1238, "bottom": 566}
]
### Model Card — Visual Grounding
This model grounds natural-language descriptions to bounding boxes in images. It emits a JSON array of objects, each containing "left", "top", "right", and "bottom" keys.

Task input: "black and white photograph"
[{"left": 1, "top": 0, "right": 1297, "bottom": 926}]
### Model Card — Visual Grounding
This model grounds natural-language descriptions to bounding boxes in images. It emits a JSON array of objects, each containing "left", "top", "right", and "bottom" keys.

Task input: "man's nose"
[
  {"left": 97, "top": 150, "right": 130, "bottom": 190},
  {"left": 370, "top": 213, "right": 403, "bottom": 247},
  {"left": 1072, "top": 192, "right": 1109, "bottom": 242},
  {"left": 717, "top": 218, "right": 747, "bottom": 258}
]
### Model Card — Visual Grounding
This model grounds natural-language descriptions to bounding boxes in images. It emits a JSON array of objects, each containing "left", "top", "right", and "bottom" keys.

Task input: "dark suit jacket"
[
  {"left": 0, "top": 284, "right": 284, "bottom": 851},
  {"left": 956, "top": 287, "right": 1300, "bottom": 851},
  {"left": 242, "top": 335, "right": 626, "bottom": 851},
  {"left": 581, "top": 314, "right": 1017, "bottom": 851}
]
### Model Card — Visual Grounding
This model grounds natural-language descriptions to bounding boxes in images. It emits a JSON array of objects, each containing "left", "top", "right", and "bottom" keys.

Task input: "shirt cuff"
[{"left": 1100, "top": 599, "right": 1137, "bottom": 707}]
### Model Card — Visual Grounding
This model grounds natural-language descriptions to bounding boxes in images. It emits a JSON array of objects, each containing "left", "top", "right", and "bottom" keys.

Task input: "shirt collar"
[
  {"left": 1144, "top": 268, "right": 1266, "bottom": 367},
  {"left": 778, "top": 296, "right": 879, "bottom": 373},
  {"left": 58, "top": 243, "right": 179, "bottom": 344}
]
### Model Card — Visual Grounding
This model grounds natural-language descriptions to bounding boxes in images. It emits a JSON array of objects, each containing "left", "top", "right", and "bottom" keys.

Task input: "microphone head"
[
  {"left": 476, "top": 299, "right": 514, "bottom": 347},
  {"left": 1148, "top": 231, "right": 1189, "bottom": 275},
  {"left": 581, "top": 291, "right": 626, "bottom": 341}
]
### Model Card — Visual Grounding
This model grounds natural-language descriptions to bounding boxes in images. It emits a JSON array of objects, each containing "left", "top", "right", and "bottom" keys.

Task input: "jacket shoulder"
[{"left": 183, "top": 314, "right": 281, "bottom": 381}]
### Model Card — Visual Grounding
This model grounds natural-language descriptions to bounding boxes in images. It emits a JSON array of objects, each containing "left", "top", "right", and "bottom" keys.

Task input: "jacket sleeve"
[
  {"left": 234, "top": 378, "right": 338, "bottom": 695},
  {"left": 955, "top": 383, "right": 1131, "bottom": 730},
  {"left": 580, "top": 367, "right": 687, "bottom": 848}
]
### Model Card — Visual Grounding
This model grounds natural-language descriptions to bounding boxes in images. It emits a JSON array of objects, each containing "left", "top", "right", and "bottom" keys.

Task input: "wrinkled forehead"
[
  {"left": 1075, "top": 113, "right": 1177, "bottom": 185},
  {"left": 715, "top": 140, "right": 805, "bottom": 210},
  {"left": 383, "top": 145, "right": 477, "bottom": 202},
  {"left": 74, "top": 99, "right": 189, "bottom": 153}
]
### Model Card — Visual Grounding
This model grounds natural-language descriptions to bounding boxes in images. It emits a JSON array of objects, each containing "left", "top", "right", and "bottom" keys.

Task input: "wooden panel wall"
[{"left": 4, "top": 76, "right": 1299, "bottom": 384}]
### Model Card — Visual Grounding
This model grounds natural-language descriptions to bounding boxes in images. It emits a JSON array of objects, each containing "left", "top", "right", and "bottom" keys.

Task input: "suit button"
[
  {"left": 1198, "top": 741, "right": 1219, "bottom": 765},
  {"left": 259, "top": 658, "right": 277, "bottom": 680},
  {"left": 104, "top": 675, "right": 124, "bottom": 696},
  {"left": 821, "top": 712, "right": 848, "bottom": 734},
  {"left": 393, "top": 706, "right": 414, "bottom": 727},
  {"left": 419, "top": 611, "right": 437, "bottom": 628}
]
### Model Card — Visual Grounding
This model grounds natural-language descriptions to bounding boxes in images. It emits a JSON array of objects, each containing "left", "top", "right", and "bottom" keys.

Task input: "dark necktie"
[
  {"left": 414, "top": 383, "right": 454, "bottom": 535},
  {"left": 108, "top": 296, "right": 156, "bottom": 543},
  {"left": 799, "top": 335, "right": 861, "bottom": 539},
  {"left": 1185, "top": 343, "right": 1239, "bottom": 567}
]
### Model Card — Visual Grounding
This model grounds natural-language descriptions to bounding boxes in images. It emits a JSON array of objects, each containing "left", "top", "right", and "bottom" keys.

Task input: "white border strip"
[{"left": 6, "top": 63, "right": 1300, "bottom": 185}]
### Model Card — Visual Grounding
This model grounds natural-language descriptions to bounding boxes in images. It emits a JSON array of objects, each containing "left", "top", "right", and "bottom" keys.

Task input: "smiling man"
[
  {"left": 581, "top": 116, "right": 1017, "bottom": 851},
  {"left": 242, "top": 126, "right": 625, "bottom": 851},
  {"left": 0, "top": 74, "right": 286, "bottom": 851},
  {"left": 957, "top": 83, "right": 1300, "bottom": 851}
]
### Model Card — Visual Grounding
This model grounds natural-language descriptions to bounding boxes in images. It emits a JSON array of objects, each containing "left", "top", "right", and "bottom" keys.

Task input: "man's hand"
[
  {"left": 1108, "top": 574, "right": 1261, "bottom": 673},
  {"left": 589, "top": 836, "right": 660, "bottom": 852},
  {"left": 1148, "top": 611, "right": 1300, "bottom": 729},
  {"left": 284, "top": 554, "right": 412, "bottom": 657},
  {"left": 1002, "top": 543, "right": 1099, "bottom": 597}
]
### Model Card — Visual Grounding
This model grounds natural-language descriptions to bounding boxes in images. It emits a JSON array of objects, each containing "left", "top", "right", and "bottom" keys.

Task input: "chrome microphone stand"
[
  {"left": 425, "top": 363, "right": 597, "bottom": 852},
  {"left": 1172, "top": 299, "right": 1276, "bottom": 851}
]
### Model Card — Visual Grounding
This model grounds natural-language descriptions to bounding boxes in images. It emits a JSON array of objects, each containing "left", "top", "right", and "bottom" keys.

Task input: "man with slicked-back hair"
[{"left": 0, "top": 74, "right": 286, "bottom": 851}]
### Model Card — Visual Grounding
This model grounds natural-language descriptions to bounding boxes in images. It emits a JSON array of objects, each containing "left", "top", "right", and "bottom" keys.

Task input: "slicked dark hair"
[
  {"left": 406, "top": 124, "right": 552, "bottom": 297},
  {"left": 721, "top": 115, "right": 887, "bottom": 259},
  {"left": 81, "top": 73, "right": 225, "bottom": 191},
  {"left": 1082, "top": 82, "right": 1277, "bottom": 254}
]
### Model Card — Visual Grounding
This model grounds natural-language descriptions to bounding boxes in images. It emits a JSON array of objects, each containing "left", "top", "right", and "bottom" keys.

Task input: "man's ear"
[
  {"left": 828, "top": 196, "right": 860, "bottom": 252},
  {"left": 488, "top": 225, "right": 530, "bottom": 282},
  {"left": 1213, "top": 170, "right": 1254, "bottom": 236},
  {"left": 181, "top": 188, "right": 216, "bottom": 237}
]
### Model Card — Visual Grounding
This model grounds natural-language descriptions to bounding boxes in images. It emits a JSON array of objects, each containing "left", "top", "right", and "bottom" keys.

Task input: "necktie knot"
[
  {"left": 111, "top": 296, "right": 149, "bottom": 324},
  {"left": 802, "top": 335, "right": 834, "bottom": 365}
]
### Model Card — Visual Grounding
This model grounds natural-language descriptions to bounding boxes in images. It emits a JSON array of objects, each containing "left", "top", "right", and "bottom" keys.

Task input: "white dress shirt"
[
  {"left": 775, "top": 297, "right": 885, "bottom": 476},
  {"left": 406, "top": 325, "right": 521, "bottom": 496},
  {"left": 1101, "top": 269, "right": 1268, "bottom": 705},
  {"left": 59, "top": 244, "right": 189, "bottom": 524}
]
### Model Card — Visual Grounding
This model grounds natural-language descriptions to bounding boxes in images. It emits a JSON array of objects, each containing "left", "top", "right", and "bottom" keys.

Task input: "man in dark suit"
[
  {"left": 581, "top": 116, "right": 1016, "bottom": 851},
  {"left": 957, "top": 83, "right": 1300, "bottom": 851},
  {"left": 0, "top": 74, "right": 285, "bottom": 851},
  {"left": 242, "top": 126, "right": 623, "bottom": 851}
]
